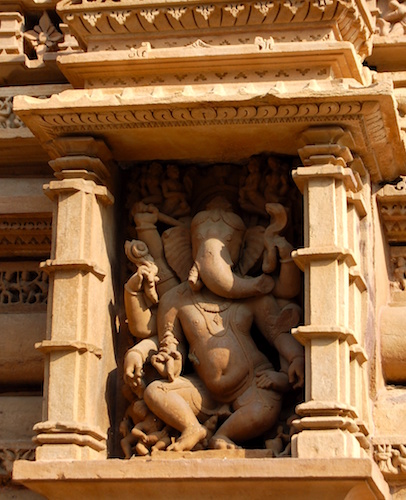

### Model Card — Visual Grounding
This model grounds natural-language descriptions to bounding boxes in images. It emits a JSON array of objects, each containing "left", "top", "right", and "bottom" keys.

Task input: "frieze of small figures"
[
  {"left": 0, "top": 267, "right": 48, "bottom": 306},
  {"left": 374, "top": 443, "right": 406, "bottom": 476}
]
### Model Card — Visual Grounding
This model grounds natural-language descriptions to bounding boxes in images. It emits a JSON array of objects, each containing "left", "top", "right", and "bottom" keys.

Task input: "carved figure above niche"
[{"left": 121, "top": 155, "right": 304, "bottom": 457}]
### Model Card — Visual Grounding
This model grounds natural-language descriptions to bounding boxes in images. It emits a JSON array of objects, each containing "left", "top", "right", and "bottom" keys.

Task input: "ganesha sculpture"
[{"left": 121, "top": 158, "right": 304, "bottom": 456}]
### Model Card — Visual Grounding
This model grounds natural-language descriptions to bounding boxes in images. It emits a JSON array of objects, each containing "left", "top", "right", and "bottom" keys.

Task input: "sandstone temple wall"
[{"left": 1, "top": 1, "right": 406, "bottom": 498}]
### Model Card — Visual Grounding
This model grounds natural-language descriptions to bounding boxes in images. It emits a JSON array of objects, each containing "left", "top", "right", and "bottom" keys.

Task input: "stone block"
[
  {"left": 0, "top": 313, "right": 45, "bottom": 386},
  {"left": 0, "top": 396, "right": 42, "bottom": 446}
]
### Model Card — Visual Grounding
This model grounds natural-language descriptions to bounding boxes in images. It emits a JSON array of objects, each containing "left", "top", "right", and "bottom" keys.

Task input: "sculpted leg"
[
  {"left": 209, "top": 387, "right": 281, "bottom": 450},
  {"left": 143, "top": 376, "right": 214, "bottom": 451}
]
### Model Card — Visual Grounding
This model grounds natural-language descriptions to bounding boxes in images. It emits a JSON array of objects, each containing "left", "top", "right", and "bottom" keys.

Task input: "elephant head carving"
[{"left": 162, "top": 197, "right": 275, "bottom": 299}]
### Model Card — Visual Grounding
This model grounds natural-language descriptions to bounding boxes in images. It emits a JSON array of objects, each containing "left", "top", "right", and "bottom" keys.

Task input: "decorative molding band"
[
  {"left": 295, "top": 400, "right": 359, "bottom": 419},
  {"left": 31, "top": 100, "right": 375, "bottom": 132},
  {"left": 14, "top": 85, "right": 406, "bottom": 182},
  {"left": 33, "top": 420, "right": 107, "bottom": 452},
  {"left": 34, "top": 432, "right": 106, "bottom": 451},
  {"left": 294, "top": 415, "right": 359, "bottom": 433},
  {"left": 40, "top": 259, "right": 106, "bottom": 281},
  {"left": 292, "top": 246, "right": 357, "bottom": 270},
  {"left": 35, "top": 340, "right": 103, "bottom": 358},
  {"left": 44, "top": 179, "right": 114, "bottom": 206},
  {"left": 0, "top": 215, "right": 52, "bottom": 258},
  {"left": 292, "top": 325, "right": 359, "bottom": 346}
]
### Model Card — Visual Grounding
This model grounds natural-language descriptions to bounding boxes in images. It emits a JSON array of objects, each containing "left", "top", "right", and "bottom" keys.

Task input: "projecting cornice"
[
  {"left": 14, "top": 79, "right": 406, "bottom": 182},
  {"left": 56, "top": 0, "right": 375, "bottom": 59}
]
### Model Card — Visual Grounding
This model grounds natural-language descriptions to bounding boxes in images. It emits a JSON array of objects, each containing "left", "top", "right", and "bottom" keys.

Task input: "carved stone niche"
[
  {"left": 120, "top": 155, "right": 305, "bottom": 457},
  {"left": 377, "top": 177, "right": 406, "bottom": 384}
]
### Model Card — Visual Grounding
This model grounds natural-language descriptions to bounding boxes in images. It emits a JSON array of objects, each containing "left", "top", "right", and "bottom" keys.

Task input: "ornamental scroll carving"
[{"left": 121, "top": 156, "right": 304, "bottom": 457}]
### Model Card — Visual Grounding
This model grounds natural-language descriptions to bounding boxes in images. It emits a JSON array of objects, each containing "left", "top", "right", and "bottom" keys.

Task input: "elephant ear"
[
  {"left": 238, "top": 226, "right": 265, "bottom": 276},
  {"left": 162, "top": 226, "right": 193, "bottom": 282}
]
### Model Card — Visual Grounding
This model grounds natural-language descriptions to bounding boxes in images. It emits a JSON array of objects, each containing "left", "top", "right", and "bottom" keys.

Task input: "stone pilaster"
[
  {"left": 291, "top": 127, "right": 369, "bottom": 458},
  {"left": 34, "top": 137, "right": 116, "bottom": 461}
]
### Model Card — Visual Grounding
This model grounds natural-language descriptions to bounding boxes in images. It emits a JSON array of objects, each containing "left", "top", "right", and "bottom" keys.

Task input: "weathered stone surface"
[
  {"left": 1, "top": 0, "right": 406, "bottom": 498},
  {"left": 13, "top": 456, "right": 391, "bottom": 500}
]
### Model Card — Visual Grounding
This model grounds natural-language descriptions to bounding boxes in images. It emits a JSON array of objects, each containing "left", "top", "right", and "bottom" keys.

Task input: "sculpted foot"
[
  {"left": 167, "top": 424, "right": 207, "bottom": 452},
  {"left": 121, "top": 438, "right": 133, "bottom": 459},
  {"left": 209, "top": 435, "right": 241, "bottom": 450}
]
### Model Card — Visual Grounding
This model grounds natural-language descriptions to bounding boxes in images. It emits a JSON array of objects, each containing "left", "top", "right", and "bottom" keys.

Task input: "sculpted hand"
[
  {"left": 132, "top": 202, "right": 159, "bottom": 226},
  {"left": 124, "top": 350, "right": 145, "bottom": 396},
  {"left": 126, "top": 271, "right": 144, "bottom": 293},
  {"left": 151, "top": 348, "right": 182, "bottom": 382},
  {"left": 288, "top": 356, "right": 305, "bottom": 389},
  {"left": 256, "top": 369, "right": 290, "bottom": 392}
]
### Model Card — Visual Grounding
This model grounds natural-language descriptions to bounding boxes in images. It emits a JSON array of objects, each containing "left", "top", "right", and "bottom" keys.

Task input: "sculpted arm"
[
  {"left": 269, "top": 235, "right": 300, "bottom": 300},
  {"left": 124, "top": 278, "right": 157, "bottom": 339},
  {"left": 151, "top": 286, "right": 187, "bottom": 381},
  {"left": 253, "top": 295, "right": 304, "bottom": 389},
  {"left": 132, "top": 203, "right": 179, "bottom": 296}
]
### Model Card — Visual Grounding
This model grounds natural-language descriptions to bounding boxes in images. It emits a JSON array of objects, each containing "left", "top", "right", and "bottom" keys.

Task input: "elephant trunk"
[{"left": 194, "top": 238, "right": 274, "bottom": 299}]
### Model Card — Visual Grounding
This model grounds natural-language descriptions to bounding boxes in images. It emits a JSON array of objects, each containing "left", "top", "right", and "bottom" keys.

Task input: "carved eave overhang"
[
  {"left": 53, "top": 0, "right": 375, "bottom": 88},
  {"left": 56, "top": 0, "right": 375, "bottom": 59},
  {"left": 14, "top": 79, "right": 406, "bottom": 182},
  {"left": 367, "top": 35, "right": 406, "bottom": 74},
  {"left": 0, "top": 84, "right": 70, "bottom": 170},
  {"left": 1, "top": 0, "right": 59, "bottom": 9},
  {"left": 57, "top": 41, "right": 367, "bottom": 88}
]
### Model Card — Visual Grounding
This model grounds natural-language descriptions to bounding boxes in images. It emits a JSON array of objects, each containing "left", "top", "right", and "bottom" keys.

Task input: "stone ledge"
[{"left": 13, "top": 456, "right": 390, "bottom": 500}]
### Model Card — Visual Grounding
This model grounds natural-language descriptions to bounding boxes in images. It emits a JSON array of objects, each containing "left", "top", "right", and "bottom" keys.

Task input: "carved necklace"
[{"left": 192, "top": 289, "right": 232, "bottom": 336}]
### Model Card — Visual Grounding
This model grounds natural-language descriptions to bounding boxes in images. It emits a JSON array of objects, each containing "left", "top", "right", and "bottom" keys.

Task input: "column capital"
[
  {"left": 298, "top": 126, "right": 356, "bottom": 167},
  {"left": 43, "top": 178, "right": 114, "bottom": 206},
  {"left": 48, "top": 137, "right": 113, "bottom": 185}
]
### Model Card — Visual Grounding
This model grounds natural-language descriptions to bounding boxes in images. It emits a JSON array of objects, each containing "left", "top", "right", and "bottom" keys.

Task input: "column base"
[
  {"left": 35, "top": 443, "right": 105, "bottom": 461},
  {"left": 293, "top": 429, "right": 364, "bottom": 459}
]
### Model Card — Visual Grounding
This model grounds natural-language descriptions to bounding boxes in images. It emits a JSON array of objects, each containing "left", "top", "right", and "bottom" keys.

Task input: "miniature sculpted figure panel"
[{"left": 121, "top": 157, "right": 304, "bottom": 456}]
